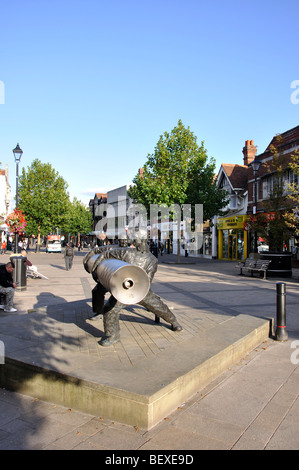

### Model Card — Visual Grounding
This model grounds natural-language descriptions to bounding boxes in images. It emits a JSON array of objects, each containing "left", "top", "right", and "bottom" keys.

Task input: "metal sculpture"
[
  {"left": 84, "top": 231, "right": 182, "bottom": 346},
  {"left": 85, "top": 256, "right": 150, "bottom": 305}
]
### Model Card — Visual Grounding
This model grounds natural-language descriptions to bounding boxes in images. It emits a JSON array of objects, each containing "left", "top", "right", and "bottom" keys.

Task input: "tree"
[
  {"left": 18, "top": 159, "right": 70, "bottom": 248},
  {"left": 129, "top": 120, "right": 192, "bottom": 206},
  {"left": 62, "top": 197, "right": 93, "bottom": 241},
  {"left": 128, "top": 120, "right": 228, "bottom": 259},
  {"left": 283, "top": 149, "right": 299, "bottom": 238}
]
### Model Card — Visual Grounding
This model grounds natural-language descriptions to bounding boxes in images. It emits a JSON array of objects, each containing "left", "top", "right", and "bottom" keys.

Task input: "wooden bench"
[{"left": 236, "top": 258, "right": 271, "bottom": 280}]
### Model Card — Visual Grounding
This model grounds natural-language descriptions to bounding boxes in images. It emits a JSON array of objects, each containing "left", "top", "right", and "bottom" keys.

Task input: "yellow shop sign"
[{"left": 217, "top": 215, "right": 247, "bottom": 230}]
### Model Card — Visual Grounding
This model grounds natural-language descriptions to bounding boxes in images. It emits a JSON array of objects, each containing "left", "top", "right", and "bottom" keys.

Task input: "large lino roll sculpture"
[{"left": 86, "top": 255, "right": 150, "bottom": 305}]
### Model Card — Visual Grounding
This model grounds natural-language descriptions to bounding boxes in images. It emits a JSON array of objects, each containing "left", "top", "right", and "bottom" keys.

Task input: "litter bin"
[
  {"left": 10, "top": 255, "right": 27, "bottom": 291},
  {"left": 260, "top": 252, "right": 292, "bottom": 278}
]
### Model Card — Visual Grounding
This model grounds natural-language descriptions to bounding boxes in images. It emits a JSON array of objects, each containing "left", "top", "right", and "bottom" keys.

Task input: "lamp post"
[
  {"left": 249, "top": 158, "right": 262, "bottom": 254},
  {"left": 12, "top": 143, "right": 23, "bottom": 253}
]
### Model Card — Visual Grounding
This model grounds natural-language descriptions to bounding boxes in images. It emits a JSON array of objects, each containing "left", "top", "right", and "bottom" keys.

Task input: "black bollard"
[{"left": 275, "top": 282, "right": 288, "bottom": 341}]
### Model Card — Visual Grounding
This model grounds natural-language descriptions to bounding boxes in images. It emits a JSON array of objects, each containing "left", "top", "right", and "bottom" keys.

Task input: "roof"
[
  {"left": 265, "top": 125, "right": 299, "bottom": 152},
  {"left": 221, "top": 164, "right": 248, "bottom": 190},
  {"left": 93, "top": 193, "right": 107, "bottom": 204}
]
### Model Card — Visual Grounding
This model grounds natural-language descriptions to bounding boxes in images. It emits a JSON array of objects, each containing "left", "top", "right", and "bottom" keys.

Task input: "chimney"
[
  {"left": 138, "top": 167, "right": 144, "bottom": 177},
  {"left": 242, "top": 140, "right": 257, "bottom": 166}
]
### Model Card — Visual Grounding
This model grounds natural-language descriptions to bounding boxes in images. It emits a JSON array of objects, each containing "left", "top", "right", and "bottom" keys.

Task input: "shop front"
[{"left": 217, "top": 215, "right": 248, "bottom": 261}]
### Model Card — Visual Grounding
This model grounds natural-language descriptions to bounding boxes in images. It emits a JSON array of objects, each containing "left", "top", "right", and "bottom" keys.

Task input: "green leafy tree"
[
  {"left": 18, "top": 159, "right": 70, "bottom": 248},
  {"left": 128, "top": 120, "right": 228, "bottom": 259},
  {"left": 63, "top": 197, "right": 93, "bottom": 241},
  {"left": 129, "top": 120, "right": 227, "bottom": 214},
  {"left": 131, "top": 121, "right": 197, "bottom": 204}
]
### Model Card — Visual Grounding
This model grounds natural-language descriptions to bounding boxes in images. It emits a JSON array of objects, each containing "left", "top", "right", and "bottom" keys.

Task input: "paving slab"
[
  {"left": 0, "top": 251, "right": 298, "bottom": 449},
  {"left": 0, "top": 251, "right": 270, "bottom": 430}
]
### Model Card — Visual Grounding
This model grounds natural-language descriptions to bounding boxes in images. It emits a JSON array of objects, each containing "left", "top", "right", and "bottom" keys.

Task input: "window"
[
  {"left": 263, "top": 176, "right": 274, "bottom": 199},
  {"left": 204, "top": 233, "right": 212, "bottom": 256},
  {"left": 286, "top": 169, "right": 298, "bottom": 185},
  {"left": 230, "top": 195, "right": 237, "bottom": 208},
  {"left": 262, "top": 170, "right": 299, "bottom": 198}
]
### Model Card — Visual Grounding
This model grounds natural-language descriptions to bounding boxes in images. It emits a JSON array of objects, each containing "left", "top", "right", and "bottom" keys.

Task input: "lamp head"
[
  {"left": 13, "top": 143, "right": 23, "bottom": 163},
  {"left": 250, "top": 158, "right": 262, "bottom": 174}
]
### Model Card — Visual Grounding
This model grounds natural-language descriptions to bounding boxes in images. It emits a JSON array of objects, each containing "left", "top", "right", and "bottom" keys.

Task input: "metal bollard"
[{"left": 275, "top": 282, "right": 288, "bottom": 341}]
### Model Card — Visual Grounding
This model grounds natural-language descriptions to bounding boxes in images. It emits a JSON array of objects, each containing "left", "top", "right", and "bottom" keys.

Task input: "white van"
[{"left": 46, "top": 236, "right": 62, "bottom": 253}]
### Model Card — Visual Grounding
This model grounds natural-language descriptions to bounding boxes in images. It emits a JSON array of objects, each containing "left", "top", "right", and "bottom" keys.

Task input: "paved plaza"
[{"left": 0, "top": 249, "right": 298, "bottom": 450}]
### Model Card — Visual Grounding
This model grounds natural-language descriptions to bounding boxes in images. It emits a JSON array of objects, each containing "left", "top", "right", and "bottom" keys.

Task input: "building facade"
[
  {"left": 0, "top": 164, "right": 11, "bottom": 242},
  {"left": 247, "top": 125, "right": 299, "bottom": 257},
  {"left": 89, "top": 186, "right": 134, "bottom": 243},
  {"left": 88, "top": 126, "right": 299, "bottom": 258},
  {"left": 89, "top": 192, "right": 107, "bottom": 241},
  {"left": 213, "top": 140, "right": 254, "bottom": 261},
  {"left": 214, "top": 126, "right": 299, "bottom": 262}
]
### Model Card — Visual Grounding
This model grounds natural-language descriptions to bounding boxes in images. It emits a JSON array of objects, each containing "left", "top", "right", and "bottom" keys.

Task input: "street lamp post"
[
  {"left": 12, "top": 143, "right": 23, "bottom": 253},
  {"left": 249, "top": 158, "right": 262, "bottom": 254}
]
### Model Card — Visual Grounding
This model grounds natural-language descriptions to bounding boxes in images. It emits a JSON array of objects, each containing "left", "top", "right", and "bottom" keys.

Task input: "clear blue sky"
[{"left": 1, "top": 0, "right": 298, "bottom": 207}]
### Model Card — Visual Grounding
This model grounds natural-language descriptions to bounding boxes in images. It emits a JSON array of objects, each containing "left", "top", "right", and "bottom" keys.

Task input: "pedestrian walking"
[
  {"left": 64, "top": 242, "right": 74, "bottom": 270},
  {"left": 159, "top": 241, "right": 164, "bottom": 256},
  {"left": 1, "top": 241, "right": 6, "bottom": 254}
]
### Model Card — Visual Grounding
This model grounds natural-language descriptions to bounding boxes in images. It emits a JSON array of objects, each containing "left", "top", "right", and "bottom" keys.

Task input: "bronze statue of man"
[{"left": 85, "top": 231, "right": 182, "bottom": 346}]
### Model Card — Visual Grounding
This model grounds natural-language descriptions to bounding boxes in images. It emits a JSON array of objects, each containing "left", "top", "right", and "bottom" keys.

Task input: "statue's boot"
[
  {"left": 100, "top": 304, "right": 122, "bottom": 347},
  {"left": 139, "top": 291, "right": 183, "bottom": 332},
  {"left": 171, "top": 320, "right": 183, "bottom": 331}
]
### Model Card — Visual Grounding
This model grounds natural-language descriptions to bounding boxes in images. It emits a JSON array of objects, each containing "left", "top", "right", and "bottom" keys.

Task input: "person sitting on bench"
[{"left": 0, "top": 261, "right": 17, "bottom": 312}]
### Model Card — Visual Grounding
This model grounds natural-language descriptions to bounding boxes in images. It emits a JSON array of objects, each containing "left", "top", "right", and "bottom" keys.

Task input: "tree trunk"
[
  {"left": 36, "top": 224, "right": 41, "bottom": 252},
  {"left": 177, "top": 238, "right": 181, "bottom": 263}
]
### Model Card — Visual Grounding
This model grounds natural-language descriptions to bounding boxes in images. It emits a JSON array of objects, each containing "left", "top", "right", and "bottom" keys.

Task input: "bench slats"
[{"left": 235, "top": 258, "right": 271, "bottom": 279}]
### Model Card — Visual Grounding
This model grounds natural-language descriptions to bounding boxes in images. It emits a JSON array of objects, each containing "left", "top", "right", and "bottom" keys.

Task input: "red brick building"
[
  {"left": 247, "top": 126, "right": 299, "bottom": 218},
  {"left": 215, "top": 125, "right": 299, "bottom": 261}
]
